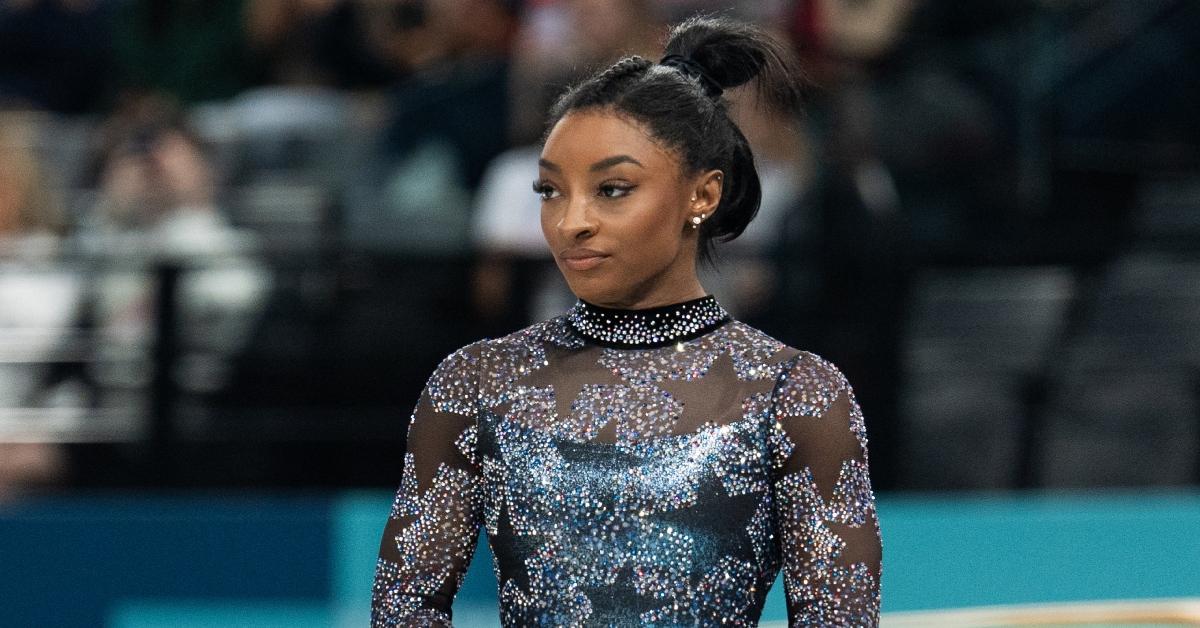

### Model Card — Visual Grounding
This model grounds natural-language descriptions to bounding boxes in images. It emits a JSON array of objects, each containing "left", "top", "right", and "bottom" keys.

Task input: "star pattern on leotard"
[{"left": 371, "top": 309, "right": 881, "bottom": 627}]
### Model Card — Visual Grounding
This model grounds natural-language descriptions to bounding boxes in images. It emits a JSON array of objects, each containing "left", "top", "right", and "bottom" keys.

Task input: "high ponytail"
[{"left": 545, "top": 15, "right": 808, "bottom": 266}]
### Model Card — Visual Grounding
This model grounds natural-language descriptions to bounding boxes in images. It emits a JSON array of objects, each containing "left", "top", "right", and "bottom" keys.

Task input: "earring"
[{"left": 690, "top": 214, "right": 705, "bottom": 229}]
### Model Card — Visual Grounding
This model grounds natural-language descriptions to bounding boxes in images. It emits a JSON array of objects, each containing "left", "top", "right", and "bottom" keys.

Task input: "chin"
[{"left": 563, "top": 274, "right": 620, "bottom": 305}]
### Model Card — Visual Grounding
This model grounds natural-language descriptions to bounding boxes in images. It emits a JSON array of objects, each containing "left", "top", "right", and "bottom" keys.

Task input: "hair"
[{"left": 544, "top": 15, "right": 807, "bottom": 267}]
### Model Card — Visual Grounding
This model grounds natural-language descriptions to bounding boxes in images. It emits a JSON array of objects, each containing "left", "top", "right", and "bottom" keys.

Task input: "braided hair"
[{"left": 545, "top": 15, "right": 807, "bottom": 266}]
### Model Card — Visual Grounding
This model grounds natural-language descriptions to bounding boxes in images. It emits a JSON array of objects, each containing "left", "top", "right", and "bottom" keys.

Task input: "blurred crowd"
[{"left": 2, "top": 0, "right": 1198, "bottom": 495}]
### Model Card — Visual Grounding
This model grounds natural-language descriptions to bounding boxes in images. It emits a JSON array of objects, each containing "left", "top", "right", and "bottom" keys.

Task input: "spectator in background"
[
  {"left": 0, "top": 111, "right": 79, "bottom": 497},
  {"left": 363, "top": 0, "right": 522, "bottom": 253},
  {"left": 0, "top": 110, "right": 80, "bottom": 409},
  {"left": 87, "top": 103, "right": 222, "bottom": 236},
  {"left": 80, "top": 98, "right": 270, "bottom": 408}
]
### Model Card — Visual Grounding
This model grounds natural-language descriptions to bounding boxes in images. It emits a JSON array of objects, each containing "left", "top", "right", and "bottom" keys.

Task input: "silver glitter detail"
[
  {"left": 371, "top": 560, "right": 453, "bottom": 627},
  {"left": 426, "top": 346, "right": 480, "bottom": 416},
  {"left": 563, "top": 383, "right": 684, "bottom": 443},
  {"left": 388, "top": 451, "right": 420, "bottom": 519},
  {"left": 372, "top": 463, "right": 483, "bottom": 627},
  {"left": 453, "top": 424, "right": 478, "bottom": 467},
  {"left": 746, "top": 493, "right": 778, "bottom": 572},
  {"left": 775, "top": 468, "right": 880, "bottom": 625},
  {"left": 774, "top": 350, "right": 850, "bottom": 418},
  {"left": 599, "top": 321, "right": 785, "bottom": 386},
  {"left": 567, "top": 294, "right": 731, "bottom": 348},
  {"left": 481, "top": 455, "right": 507, "bottom": 536},
  {"left": 830, "top": 458, "right": 876, "bottom": 526},
  {"left": 767, "top": 419, "right": 795, "bottom": 470}
]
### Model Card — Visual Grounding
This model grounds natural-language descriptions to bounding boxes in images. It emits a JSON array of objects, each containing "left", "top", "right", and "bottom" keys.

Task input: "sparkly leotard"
[{"left": 371, "top": 295, "right": 882, "bottom": 627}]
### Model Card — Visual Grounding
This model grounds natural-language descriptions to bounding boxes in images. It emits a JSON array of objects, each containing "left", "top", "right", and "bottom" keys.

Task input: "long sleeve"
[
  {"left": 769, "top": 352, "right": 883, "bottom": 626},
  {"left": 371, "top": 344, "right": 485, "bottom": 627}
]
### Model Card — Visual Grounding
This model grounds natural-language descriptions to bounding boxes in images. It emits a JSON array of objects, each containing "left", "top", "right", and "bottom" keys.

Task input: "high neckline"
[{"left": 566, "top": 294, "right": 732, "bottom": 349}]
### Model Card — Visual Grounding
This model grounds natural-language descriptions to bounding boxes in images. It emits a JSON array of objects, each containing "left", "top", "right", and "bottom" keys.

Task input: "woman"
[{"left": 372, "top": 16, "right": 883, "bottom": 627}]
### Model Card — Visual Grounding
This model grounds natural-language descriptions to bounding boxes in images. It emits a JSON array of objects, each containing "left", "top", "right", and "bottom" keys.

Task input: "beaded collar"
[{"left": 566, "top": 294, "right": 732, "bottom": 349}]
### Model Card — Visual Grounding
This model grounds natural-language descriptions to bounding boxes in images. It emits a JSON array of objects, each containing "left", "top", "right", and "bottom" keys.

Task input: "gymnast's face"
[{"left": 537, "top": 109, "right": 720, "bottom": 308}]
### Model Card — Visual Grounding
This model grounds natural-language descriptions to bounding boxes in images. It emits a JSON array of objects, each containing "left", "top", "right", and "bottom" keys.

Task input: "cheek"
[
  {"left": 648, "top": 211, "right": 681, "bottom": 246},
  {"left": 623, "top": 202, "right": 684, "bottom": 262},
  {"left": 649, "top": 191, "right": 688, "bottom": 238}
]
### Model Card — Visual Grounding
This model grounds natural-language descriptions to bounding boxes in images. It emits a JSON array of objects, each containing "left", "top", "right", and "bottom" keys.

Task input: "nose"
[{"left": 556, "top": 195, "right": 597, "bottom": 241}]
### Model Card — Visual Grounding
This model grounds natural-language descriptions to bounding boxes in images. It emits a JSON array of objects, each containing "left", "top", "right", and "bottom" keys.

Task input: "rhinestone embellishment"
[{"left": 566, "top": 294, "right": 732, "bottom": 349}]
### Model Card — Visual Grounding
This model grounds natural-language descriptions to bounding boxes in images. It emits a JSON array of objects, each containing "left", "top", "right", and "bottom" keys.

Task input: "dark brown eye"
[
  {"left": 532, "top": 180, "right": 560, "bottom": 201},
  {"left": 598, "top": 183, "right": 634, "bottom": 198}
]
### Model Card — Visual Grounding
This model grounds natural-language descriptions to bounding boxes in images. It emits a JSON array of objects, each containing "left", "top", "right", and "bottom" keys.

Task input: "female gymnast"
[{"left": 372, "top": 15, "right": 883, "bottom": 627}]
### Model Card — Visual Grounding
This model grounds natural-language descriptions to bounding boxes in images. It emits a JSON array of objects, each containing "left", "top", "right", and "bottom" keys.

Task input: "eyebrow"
[{"left": 538, "top": 155, "right": 645, "bottom": 173}]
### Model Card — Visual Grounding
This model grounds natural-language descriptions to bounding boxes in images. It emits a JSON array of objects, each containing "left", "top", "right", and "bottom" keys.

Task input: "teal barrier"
[
  {"left": 1, "top": 489, "right": 1197, "bottom": 627},
  {"left": 877, "top": 489, "right": 1200, "bottom": 610}
]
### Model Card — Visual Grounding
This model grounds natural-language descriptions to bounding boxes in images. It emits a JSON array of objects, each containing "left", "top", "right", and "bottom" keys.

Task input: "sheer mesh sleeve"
[
  {"left": 769, "top": 351, "right": 883, "bottom": 626},
  {"left": 371, "top": 344, "right": 485, "bottom": 628}
]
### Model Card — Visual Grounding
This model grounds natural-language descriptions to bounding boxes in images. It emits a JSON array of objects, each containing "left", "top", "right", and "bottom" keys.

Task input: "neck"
[
  {"left": 588, "top": 255, "right": 705, "bottom": 309},
  {"left": 595, "top": 284, "right": 706, "bottom": 310}
]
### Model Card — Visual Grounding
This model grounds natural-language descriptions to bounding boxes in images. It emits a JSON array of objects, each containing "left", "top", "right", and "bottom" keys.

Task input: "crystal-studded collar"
[{"left": 566, "top": 294, "right": 732, "bottom": 349}]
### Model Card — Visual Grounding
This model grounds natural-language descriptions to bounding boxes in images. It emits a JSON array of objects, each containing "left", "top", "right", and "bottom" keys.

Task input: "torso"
[{"left": 463, "top": 315, "right": 804, "bottom": 626}]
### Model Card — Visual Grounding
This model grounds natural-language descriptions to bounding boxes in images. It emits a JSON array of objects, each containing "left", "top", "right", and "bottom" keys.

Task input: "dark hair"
[{"left": 544, "top": 15, "right": 806, "bottom": 266}]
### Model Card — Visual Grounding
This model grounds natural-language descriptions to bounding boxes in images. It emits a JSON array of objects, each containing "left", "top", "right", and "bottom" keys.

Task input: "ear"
[{"left": 687, "top": 169, "right": 723, "bottom": 225}]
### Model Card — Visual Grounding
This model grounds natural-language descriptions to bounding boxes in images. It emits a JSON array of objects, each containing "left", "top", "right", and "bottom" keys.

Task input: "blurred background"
[{"left": 1, "top": 0, "right": 1198, "bottom": 626}]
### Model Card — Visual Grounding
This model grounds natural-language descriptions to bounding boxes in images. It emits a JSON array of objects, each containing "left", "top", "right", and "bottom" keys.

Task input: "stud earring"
[{"left": 690, "top": 214, "right": 705, "bottom": 229}]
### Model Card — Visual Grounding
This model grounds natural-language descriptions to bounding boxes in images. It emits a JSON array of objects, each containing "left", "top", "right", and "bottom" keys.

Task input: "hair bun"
[
  {"left": 659, "top": 54, "right": 724, "bottom": 99},
  {"left": 663, "top": 15, "right": 805, "bottom": 112}
]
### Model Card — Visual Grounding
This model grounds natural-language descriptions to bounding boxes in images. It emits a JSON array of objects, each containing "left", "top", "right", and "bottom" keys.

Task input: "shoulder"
[
  {"left": 714, "top": 319, "right": 858, "bottom": 421},
  {"left": 474, "top": 314, "right": 584, "bottom": 355},
  {"left": 422, "top": 339, "right": 486, "bottom": 414},
  {"left": 431, "top": 314, "right": 581, "bottom": 376},
  {"left": 425, "top": 316, "right": 582, "bottom": 411},
  {"left": 773, "top": 346, "right": 856, "bottom": 419},
  {"left": 713, "top": 320, "right": 840, "bottom": 375},
  {"left": 708, "top": 319, "right": 800, "bottom": 363},
  {"left": 429, "top": 338, "right": 486, "bottom": 376},
  {"left": 771, "top": 348, "right": 871, "bottom": 452}
]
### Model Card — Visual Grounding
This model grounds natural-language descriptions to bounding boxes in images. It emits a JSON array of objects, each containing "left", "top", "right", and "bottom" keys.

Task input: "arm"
[
  {"left": 770, "top": 352, "right": 882, "bottom": 626},
  {"left": 371, "top": 344, "right": 484, "bottom": 627}
]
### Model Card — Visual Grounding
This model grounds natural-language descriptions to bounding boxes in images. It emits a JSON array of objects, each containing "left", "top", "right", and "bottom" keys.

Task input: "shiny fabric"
[{"left": 372, "top": 298, "right": 883, "bottom": 627}]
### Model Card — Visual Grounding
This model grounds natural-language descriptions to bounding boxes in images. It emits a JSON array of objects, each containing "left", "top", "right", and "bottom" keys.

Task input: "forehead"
[{"left": 541, "top": 109, "right": 681, "bottom": 171}]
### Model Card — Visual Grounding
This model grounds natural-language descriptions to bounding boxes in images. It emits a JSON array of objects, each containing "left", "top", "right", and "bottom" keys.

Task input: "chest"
[{"left": 473, "top": 395, "right": 777, "bottom": 537}]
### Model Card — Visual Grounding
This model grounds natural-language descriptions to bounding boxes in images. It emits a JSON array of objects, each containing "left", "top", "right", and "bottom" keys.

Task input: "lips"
[{"left": 559, "top": 248, "right": 609, "bottom": 271}]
